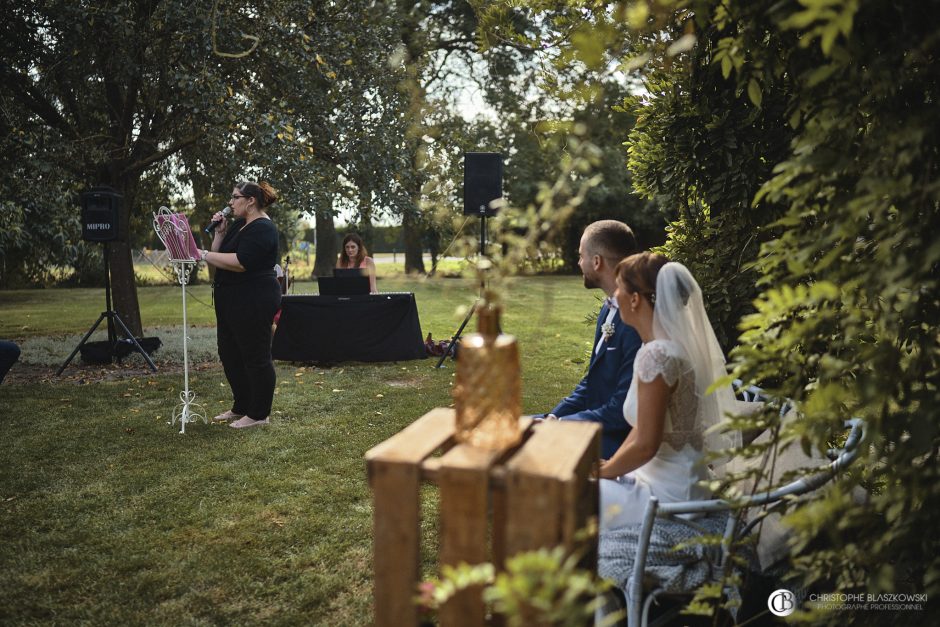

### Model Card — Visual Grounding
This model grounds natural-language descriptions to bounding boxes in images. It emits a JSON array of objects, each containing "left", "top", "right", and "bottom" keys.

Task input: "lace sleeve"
[{"left": 635, "top": 341, "right": 683, "bottom": 386}]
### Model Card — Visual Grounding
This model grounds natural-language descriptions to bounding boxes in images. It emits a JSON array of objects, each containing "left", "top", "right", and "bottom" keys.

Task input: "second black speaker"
[{"left": 464, "top": 152, "right": 503, "bottom": 217}]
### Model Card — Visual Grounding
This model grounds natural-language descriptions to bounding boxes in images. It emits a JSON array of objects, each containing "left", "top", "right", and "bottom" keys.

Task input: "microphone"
[{"left": 205, "top": 207, "right": 231, "bottom": 234}]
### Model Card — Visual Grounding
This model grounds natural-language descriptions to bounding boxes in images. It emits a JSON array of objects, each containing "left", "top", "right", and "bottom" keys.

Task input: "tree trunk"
[
  {"left": 313, "top": 210, "right": 337, "bottom": 277},
  {"left": 357, "top": 190, "right": 375, "bottom": 254},
  {"left": 402, "top": 200, "right": 425, "bottom": 274},
  {"left": 427, "top": 227, "right": 440, "bottom": 276},
  {"left": 109, "top": 182, "right": 143, "bottom": 337}
]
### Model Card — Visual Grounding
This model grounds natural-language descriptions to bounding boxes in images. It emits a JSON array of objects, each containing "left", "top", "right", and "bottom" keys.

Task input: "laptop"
[
  {"left": 333, "top": 268, "right": 364, "bottom": 278},
  {"left": 317, "top": 275, "right": 370, "bottom": 296}
]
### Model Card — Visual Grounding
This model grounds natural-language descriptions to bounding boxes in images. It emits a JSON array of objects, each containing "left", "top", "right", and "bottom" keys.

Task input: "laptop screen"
[
  {"left": 317, "top": 275, "right": 370, "bottom": 296},
  {"left": 333, "top": 268, "right": 364, "bottom": 278}
]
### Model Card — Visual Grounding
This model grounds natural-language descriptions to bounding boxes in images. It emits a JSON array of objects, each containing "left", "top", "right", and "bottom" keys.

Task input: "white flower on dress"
[{"left": 601, "top": 321, "right": 615, "bottom": 342}]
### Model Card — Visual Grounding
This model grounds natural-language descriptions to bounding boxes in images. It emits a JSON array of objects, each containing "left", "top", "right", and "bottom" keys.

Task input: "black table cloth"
[{"left": 272, "top": 293, "right": 426, "bottom": 363}]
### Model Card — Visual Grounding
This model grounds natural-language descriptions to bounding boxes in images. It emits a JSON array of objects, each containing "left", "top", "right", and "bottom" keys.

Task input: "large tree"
[{"left": 1, "top": 0, "right": 408, "bottom": 331}]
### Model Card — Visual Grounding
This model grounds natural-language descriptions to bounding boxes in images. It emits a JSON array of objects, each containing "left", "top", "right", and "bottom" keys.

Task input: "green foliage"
[
  {"left": 423, "top": 545, "right": 618, "bottom": 626},
  {"left": 469, "top": 2, "right": 668, "bottom": 270},
  {"left": 623, "top": 15, "right": 795, "bottom": 350},
  {"left": 625, "top": 0, "right": 940, "bottom": 619},
  {"left": 479, "top": 1, "right": 940, "bottom": 622},
  {"left": 725, "top": 1, "right": 940, "bottom": 616}
]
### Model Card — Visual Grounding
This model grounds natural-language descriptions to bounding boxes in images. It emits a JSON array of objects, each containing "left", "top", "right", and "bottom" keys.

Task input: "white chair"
[{"left": 598, "top": 384, "right": 866, "bottom": 627}]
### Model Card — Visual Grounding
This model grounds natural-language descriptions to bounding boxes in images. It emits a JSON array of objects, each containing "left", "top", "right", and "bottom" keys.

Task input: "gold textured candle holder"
[{"left": 453, "top": 301, "right": 522, "bottom": 450}]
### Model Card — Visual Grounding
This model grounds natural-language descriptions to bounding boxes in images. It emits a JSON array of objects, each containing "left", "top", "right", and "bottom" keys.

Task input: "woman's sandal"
[
  {"left": 213, "top": 410, "right": 244, "bottom": 422},
  {"left": 230, "top": 416, "right": 270, "bottom": 429}
]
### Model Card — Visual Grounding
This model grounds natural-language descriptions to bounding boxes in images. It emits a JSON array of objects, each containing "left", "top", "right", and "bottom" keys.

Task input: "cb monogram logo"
[{"left": 768, "top": 588, "right": 796, "bottom": 617}]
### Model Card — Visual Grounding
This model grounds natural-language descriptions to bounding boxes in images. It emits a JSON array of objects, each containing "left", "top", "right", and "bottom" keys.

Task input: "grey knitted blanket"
[{"left": 598, "top": 512, "right": 736, "bottom": 599}]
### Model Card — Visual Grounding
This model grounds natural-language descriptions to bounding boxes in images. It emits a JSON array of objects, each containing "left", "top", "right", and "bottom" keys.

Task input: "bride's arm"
[{"left": 598, "top": 375, "right": 671, "bottom": 479}]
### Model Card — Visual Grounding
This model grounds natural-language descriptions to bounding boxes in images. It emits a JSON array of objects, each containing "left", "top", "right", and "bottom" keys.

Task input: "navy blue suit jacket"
[{"left": 551, "top": 303, "right": 642, "bottom": 459}]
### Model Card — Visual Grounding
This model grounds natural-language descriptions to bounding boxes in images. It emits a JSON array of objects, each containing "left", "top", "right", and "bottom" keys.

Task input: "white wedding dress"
[{"left": 599, "top": 339, "right": 713, "bottom": 531}]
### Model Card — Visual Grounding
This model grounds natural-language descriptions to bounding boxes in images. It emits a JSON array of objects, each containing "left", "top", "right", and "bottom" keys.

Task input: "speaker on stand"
[
  {"left": 57, "top": 187, "right": 158, "bottom": 375},
  {"left": 435, "top": 153, "right": 504, "bottom": 368}
]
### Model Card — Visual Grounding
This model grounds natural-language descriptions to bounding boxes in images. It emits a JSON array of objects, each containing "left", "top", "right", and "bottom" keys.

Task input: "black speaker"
[
  {"left": 81, "top": 187, "right": 122, "bottom": 242},
  {"left": 463, "top": 152, "right": 503, "bottom": 216}
]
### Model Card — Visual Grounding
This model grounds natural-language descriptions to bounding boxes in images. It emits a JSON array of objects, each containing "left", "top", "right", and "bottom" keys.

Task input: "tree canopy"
[{"left": 0, "top": 0, "right": 410, "bottom": 332}]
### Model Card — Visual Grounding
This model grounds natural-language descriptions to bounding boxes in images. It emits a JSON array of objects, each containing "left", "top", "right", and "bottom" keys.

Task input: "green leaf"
[
  {"left": 747, "top": 78, "right": 762, "bottom": 107},
  {"left": 788, "top": 108, "right": 801, "bottom": 129},
  {"left": 721, "top": 55, "right": 733, "bottom": 79}
]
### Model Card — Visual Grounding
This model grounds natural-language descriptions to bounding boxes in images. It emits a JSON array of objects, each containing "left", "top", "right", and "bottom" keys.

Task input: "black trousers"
[
  {"left": 214, "top": 279, "right": 281, "bottom": 419},
  {"left": 0, "top": 340, "right": 20, "bottom": 384}
]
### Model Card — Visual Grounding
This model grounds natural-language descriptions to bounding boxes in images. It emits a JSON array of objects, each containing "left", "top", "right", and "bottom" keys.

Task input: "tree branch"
[
  {"left": 210, "top": 0, "right": 260, "bottom": 58},
  {"left": 3, "top": 69, "right": 75, "bottom": 138},
  {"left": 120, "top": 132, "right": 204, "bottom": 178}
]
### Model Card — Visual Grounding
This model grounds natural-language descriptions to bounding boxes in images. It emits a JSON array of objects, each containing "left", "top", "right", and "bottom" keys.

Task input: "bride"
[{"left": 598, "top": 252, "right": 738, "bottom": 530}]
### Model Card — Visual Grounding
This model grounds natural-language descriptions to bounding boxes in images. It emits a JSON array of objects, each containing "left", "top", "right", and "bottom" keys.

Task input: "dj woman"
[{"left": 336, "top": 232, "right": 377, "bottom": 293}]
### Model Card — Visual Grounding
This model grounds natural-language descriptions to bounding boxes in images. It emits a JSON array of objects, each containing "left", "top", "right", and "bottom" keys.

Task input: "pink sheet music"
[{"left": 156, "top": 213, "right": 201, "bottom": 261}]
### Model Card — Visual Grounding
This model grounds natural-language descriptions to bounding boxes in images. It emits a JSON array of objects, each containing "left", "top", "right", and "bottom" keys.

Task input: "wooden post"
[
  {"left": 366, "top": 408, "right": 456, "bottom": 627},
  {"left": 438, "top": 445, "right": 501, "bottom": 626}
]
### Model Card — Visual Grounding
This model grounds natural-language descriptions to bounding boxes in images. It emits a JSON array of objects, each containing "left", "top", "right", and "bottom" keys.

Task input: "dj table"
[{"left": 271, "top": 293, "right": 426, "bottom": 363}]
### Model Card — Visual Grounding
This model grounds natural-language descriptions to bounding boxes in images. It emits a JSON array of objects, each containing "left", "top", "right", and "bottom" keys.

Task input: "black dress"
[{"left": 213, "top": 217, "right": 281, "bottom": 419}]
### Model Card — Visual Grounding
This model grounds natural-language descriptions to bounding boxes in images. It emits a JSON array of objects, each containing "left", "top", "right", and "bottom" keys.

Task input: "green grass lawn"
[{"left": 0, "top": 275, "right": 602, "bottom": 625}]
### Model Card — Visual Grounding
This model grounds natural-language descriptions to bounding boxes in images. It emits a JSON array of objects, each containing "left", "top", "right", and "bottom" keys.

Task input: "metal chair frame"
[{"left": 619, "top": 383, "right": 865, "bottom": 627}]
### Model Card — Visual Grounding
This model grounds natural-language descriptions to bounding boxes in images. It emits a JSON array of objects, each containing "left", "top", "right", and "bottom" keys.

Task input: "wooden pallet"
[{"left": 365, "top": 407, "right": 600, "bottom": 626}]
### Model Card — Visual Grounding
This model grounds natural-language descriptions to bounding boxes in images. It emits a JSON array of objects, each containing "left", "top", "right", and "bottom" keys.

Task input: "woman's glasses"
[{"left": 230, "top": 194, "right": 248, "bottom": 200}]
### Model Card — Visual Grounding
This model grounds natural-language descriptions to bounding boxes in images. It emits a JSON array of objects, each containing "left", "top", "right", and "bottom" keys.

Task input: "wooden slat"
[
  {"left": 367, "top": 408, "right": 456, "bottom": 627},
  {"left": 365, "top": 407, "right": 455, "bottom": 464},
  {"left": 438, "top": 444, "right": 502, "bottom": 627},
  {"left": 503, "top": 422, "right": 600, "bottom": 557},
  {"left": 370, "top": 459, "right": 421, "bottom": 627},
  {"left": 507, "top": 421, "right": 599, "bottom": 481},
  {"left": 566, "top": 427, "right": 600, "bottom": 569},
  {"left": 491, "top": 476, "right": 508, "bottom": 572}
]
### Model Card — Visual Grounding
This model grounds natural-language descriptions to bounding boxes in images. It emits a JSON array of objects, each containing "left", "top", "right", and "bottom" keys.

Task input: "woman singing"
[{"left": 201, "top": 181, "right": 281, "bottom": 429}]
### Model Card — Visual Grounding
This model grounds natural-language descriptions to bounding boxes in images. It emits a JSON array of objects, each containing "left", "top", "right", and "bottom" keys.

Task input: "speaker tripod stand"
[
  {"left": 435, "top": 209, "right": 495, "bottom": 368},
  {"left": 56, "top": 243, "right": 158, "bottom": 376}
]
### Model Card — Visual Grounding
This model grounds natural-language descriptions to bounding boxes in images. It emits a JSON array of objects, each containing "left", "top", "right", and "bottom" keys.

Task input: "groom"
[{"left": 541, "top": 220, "right": 642, "bottom": 459}]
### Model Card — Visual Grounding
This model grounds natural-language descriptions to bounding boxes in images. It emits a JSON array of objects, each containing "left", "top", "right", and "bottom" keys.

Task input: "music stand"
[
  {"left": 153, "top": 207, "right": 206, "bottom": 434},
  {"left": 56, "top": 243, "right": 159, "bottom": 376}
]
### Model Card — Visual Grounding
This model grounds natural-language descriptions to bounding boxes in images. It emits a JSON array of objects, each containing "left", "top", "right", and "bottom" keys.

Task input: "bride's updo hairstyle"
[
  {"left": 236, "top": 180, "right": 278, "bottom": 209},
  {"left": 617, "top": 251, "right": 670, "bottom": 307}
]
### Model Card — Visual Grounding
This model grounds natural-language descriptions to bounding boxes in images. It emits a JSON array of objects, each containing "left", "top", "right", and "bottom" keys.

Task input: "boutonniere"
[{"left": 601, "top": 321, "right": 615, "bottom": 342}]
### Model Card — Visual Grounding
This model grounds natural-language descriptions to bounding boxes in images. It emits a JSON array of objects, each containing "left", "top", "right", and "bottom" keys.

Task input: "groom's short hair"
[{"left": 583, "top": 220, "right": 638, "bottom": 262}]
